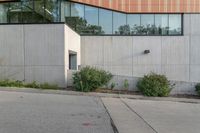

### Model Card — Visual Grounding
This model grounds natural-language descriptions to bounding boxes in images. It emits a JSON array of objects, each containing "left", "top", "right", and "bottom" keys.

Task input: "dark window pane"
[
  {"left": 127, "top": 14, "right": 141, "bottom": 35},
  {"left": 7, "top": 2, "right": 23, "bottom": 23},
  {"left": 155, "top": 14, "right": 168, "bottom": 35},
  {"left": 21, "top": 0, "right": 40, "bottom": 23},
  {"left": 169, "top": 14, "right": 182, "bottom": 35},
  {"left": 0, "top": 3, "right": 9, "bottom": 23},
  {"left": 113, "top": 12, "right": 127, "bottom": 35},
  {"left": 99, "top": 9, "right": 112, "bottom": 34},
  {"left": 34, "top": 0, "right": 48, "bottom": 22},
  {"left": 21, "top": 0, "right": 33, "bottom": 22},
  {"left": 141, "top": 14, "right": 155, "bottom": 35},
  {"left": 45, "top": 0, "right": 60, "bottom": 22}
]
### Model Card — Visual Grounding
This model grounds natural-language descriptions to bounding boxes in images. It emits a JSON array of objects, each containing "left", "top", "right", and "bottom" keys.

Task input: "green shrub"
[
  {"left": 124, "top": 79, "right": 129, "bottom": 91},
  {"left": 195, "top": 83, "right": 200, "bottom": 96},
  {"left": 24, "top": 81, "right": 40, "bottom": 88},
  {"left": 0, "top": 79, "right": 24, "bottom": 87},
  {"left": 137, "top": 73, "right": 172, "bottom": 97},
  {"left": 73, "top": 66, "right": 113, "bottom": 92},
  {"left": 110, "top": 82, "right": 116, "bottom": 90},
  {"left": 0, "top": 79, "right": 59, "bottom": 90}
]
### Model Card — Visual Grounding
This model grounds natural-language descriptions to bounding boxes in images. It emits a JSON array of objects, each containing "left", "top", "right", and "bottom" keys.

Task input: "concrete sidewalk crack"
[
  {"left": 100, "top": 98, "right": 119, "bottom": 133},
  {"left": 120, "top": 98, "right": 158, "bottom": 133}
]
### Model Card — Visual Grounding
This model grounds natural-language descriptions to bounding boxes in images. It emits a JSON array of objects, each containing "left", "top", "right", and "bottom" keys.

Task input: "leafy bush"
[
  {"left": 195, "top": 83, "right": 200, "bottom": 96},
  {"left": 73, "top": 66, "right": 113, "bottom": 92},
  {"left": 137, "top": 73, "right": 172, "bottom": 97}
]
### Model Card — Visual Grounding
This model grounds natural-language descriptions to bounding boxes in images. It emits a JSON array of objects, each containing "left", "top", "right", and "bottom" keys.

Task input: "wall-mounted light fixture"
[{"left": 144, "top": 50, "right": 150, "bottom": 54}]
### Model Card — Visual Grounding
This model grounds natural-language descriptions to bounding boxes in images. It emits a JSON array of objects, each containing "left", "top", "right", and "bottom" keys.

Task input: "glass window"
[
  {"left": 99, "top": 9, "right": 112, "bottom": 34},
  {"left": 71, "top": 3, "right": 84, "bottom": 17},
  {"left": 113, "top": 12, "right": 127, "bottom": 35},
  {"left": 67, "top": 3, "right": 85, "bottom": 34},
  {"left": 21, "top": 0, "right": 35, "bottom": 23},
  {"left": 169, "top": 14, "right": 182, "bottom": 35},
  {"left": 155, "top": 14, "right": 168, "bottom": 35},
  {"left": 127, "top": 14, "right": 141, "bottom": 35},
  {"left": 61, "top": 1, "right": 70, "bottom": 22},
  {"left": 141, "top": 14, "right": 155, "bottom": 35},
  {"left": 84, "top": 5, "right": 102, "bottom": 34},
  {"left": 7, "top": 2, "right": 22, "bottom": 23},
  {"left": 0, "top": 3, "right": 9, "bottom": 23},
  {"left": 45, "top": 0, "right": 60, "bottom": 22},
  {"left": 34, "top": 0, "right": 46, "bottom": 22},
  {"left": 85, "top": 6, "right": 98, "bottom": 26}
]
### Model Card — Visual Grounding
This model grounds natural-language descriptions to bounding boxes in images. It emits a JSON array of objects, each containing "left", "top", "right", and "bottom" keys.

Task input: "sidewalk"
[
  {"left": 102, "top": 97, "right": 200, "bottom": 133},
  {"left": 102, "top": 98, "right": 156, "bottom": 133}
]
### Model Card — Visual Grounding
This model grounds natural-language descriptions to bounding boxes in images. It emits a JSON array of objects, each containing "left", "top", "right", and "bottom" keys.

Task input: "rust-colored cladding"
[{"left": 71, "top": 0, "right": 200, "bottom": 13}]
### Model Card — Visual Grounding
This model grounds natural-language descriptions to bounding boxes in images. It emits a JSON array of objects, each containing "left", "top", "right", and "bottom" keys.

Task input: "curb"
[{"left": 0, "top": 87, "right": 199, "bottom": 104}]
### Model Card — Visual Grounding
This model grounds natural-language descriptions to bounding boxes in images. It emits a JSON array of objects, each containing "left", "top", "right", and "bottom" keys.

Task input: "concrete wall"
[
  {"left": 81, "top": 14, "right": 200, "bottom": 94},
  {"left": 0, "top": 24, "right": 81, "bottom": 87},
  {"left": 24, "top": 24, "right": 66, "bottom": 87},
  {"left": 64, "top": 25, "right": 81, "bottom": 86}
]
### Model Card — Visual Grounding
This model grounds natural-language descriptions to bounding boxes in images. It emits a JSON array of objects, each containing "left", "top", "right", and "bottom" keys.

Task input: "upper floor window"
[
  {"left": 62, "top": 2, "right": 183, "bottom": 36},
  {"left": 113, "top": 12, "right": 127, "bottom": 35},
  {"left": 127, "top": 14, "right": 141, "bottom": 35},
  {"left": 0, "top": 1, "right": 183, "bottom": 36},
  {"left": 169, "top": 14, "right": 182, "bottom": 35},
  {"left": 99, "top": 9, "right": 112, "bottom": 34}
]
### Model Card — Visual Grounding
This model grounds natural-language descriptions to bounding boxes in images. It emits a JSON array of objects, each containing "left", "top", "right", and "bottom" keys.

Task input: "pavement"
[
  {"left": 0, "top": 91, "right": 114, "bottom": 133},
  {"left": 103, "top": 97, "right": 200, "bottom": 133},
  {"left": 0, "top": 88, "right": 200, "bottom": 133}
]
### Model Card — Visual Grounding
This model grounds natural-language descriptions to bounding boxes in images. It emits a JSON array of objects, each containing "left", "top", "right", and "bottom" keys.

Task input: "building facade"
[{"left": 0, "top": 0, "right": 200, "bottom": 94}]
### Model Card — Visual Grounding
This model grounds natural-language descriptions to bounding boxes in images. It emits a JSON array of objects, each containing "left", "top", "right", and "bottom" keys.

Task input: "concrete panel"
[
  {"left": 191, "top": 14, "right": 200, "bottom": 35},
  {"left": 190, "top": 65, "right": 200, "bottom": 82},
  {"left": 0, "top": 25, "right": 24, "bottom": 66},
  {"left": 82, "top": 36, "right": 104, "bottom": 66},
  {"left": 133, "top": 37, "right": 162, "bottom": 65},
  {"left": 183, "top": 14, "right": 191, "bottom": 35},
  {"left": 111, "top": 37, "right": 133, "bottom": 76},
  {"left": 112, "top": 37, "right": 133, "bottom": 66},
  {"left": 25, "top": 66, "right": 65, "bottom": 87},
  {"left": 161, "top": 36, "right": 190, "bottom": 65},
  {"left": 103, "top": 36, "right": 113, "bottom": 67},
  {"left": 190, "top": 35, "right": 200, "bottom": 65},
  {"left": 111, "top": 66, "right": 133, "bottom": 77},
  {"left": 170, "top": 81, "right": 197, "bottom": 95},
  {"left": 161, "top": 65, "right": 189, "bottom": 81},
  {"left": 24, "top": 24, "right": 65, "bottom": 66},
  {"left": 0, "top": 66, "right": 24, "bottom": 81},
  {"left": 111, "top": 75, "right": 138, "bottom": 91},
  {"left": 132, "top": 65, "right": 161, "bottom": 77}
]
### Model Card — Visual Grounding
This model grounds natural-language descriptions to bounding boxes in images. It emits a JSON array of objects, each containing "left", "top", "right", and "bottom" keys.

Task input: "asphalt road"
[
  {"left": 1, "top": 90, "right": 200, "bottom": 133},
  {"left": 0, "top": 91, "right": 114, "bottom": 133}
]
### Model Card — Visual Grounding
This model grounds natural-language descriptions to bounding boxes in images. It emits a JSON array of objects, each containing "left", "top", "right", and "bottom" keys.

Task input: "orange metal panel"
[{"left": 70, "top": 0, "right": 200, "bottom": 13}]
